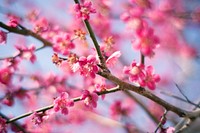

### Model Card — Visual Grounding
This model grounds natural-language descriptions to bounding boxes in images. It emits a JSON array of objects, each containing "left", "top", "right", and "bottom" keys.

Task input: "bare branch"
[{"left": 161, "top": 91, "right": 200, "bottom": 108}]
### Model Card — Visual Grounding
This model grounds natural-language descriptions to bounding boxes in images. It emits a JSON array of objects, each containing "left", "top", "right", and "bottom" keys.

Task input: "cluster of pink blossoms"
[
  {"left": 123, "top": 61, "right": 160, "bottom": 90},
  {"left": 15, "top": 44, "right": 36, "bottom": 63},
  {"left": 80, "top": 90, "right": 98, "bottom": 109},
  {"left": 73, "top": 55, "right": 99, "bottom": 78},
  {"left": 53, "top": 32, "right": 75, "bottom": 55},
  {"left": 132, "top": 23, "right": 160, "bottom": 57},
  {"left": 74, "top": 1, "right": 96, "bottom": 20},
  {"left": 121, "top": 8, "right": 159, "bottom": 57},
  {"left": 53, "top": 92, "right": 74, "bottom": 115}
]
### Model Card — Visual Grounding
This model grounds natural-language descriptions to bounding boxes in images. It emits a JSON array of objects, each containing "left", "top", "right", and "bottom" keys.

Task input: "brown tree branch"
[
  {"left": 0, "top": 22, "right": 53, "bottom": 47},
  {"left": 97, "top": 71, "right": 200, "bottom": 119}
]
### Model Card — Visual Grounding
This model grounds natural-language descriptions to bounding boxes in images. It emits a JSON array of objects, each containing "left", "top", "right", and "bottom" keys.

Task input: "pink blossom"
[
  {"left": 0, "top": 116, "right": 7, "bottom": 133},
  {"left": 74, "top": 1, "right": 96, "bottom": 20},
  {"left": 15, "top": 44, "right": 36, "bottom": 63},
  {"left": 51, "top": 53, "right": 63, "bottom": 65},
  {"left": 31, "top": 112, "right": 45, "bottom": 125},
  {"left": 80, "top": 90, "right": 98, "bottom": 109},
  {"left": 3, "top": 58, "right": 20, "bottom": 70},
  {"left": 8, "top": 18, "right": 19, "bottom": 27},
  {"left": 120, "top": 8, "right": 144, "bottom": 31},
  {"left": 77, "top": 55, "right": 98, "bottom": 78},
  {"left": 53, "top": 32, "right": 75, "bottom": 55},
  {"left": 7, "top": 14, "right": 21, "bottom": 28},
  {"left": 26, "top": 9, "right": 40, "bottom": 21},
  {"left": 139, "top": 66, "right": 160, "bottom": 90},
  {"left": 53, "top": 92, "right": 74, "bottom": 115},
  {"left": 74, "top": 29, "right": 86, "bottom": 40},
  {"left": 34, "top": 17, "right": 49, "bottom": 33},
  {"left": 106, "top": 51, "right": 121, "bottom": 67},
  {"left": 123, "top": 61, "right": 145, "bottom": 82},
  {"left": 95, "top": 84, "right": 107, "bottom": 99},
  {"left": 0, "top": 68, "right": 12, "bottom": 85},
  {"left": 102, "top": 36, "right": 115, "bottom": 52},
  {"left": 0, "top": 30, "right": 7, "bottom": 44},
  {"left": 123, "top": 61, "right": 160, "bottom": 90},
  {"left": 110, "top": 100, "right": 131, "bottom": 118},
  {"left": 132, "top": 25, "right": 160, "bottom": 57},
  {"left": 90, "top": 14, "right": 110, "bottom": 38}
]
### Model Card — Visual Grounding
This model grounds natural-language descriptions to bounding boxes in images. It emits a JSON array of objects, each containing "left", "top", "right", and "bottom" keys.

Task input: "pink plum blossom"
[
  {"left": 80, "top": 90, "right": 98, "bottom": 109},
  {"left": 31, "top": 112, "right": 45, "bottom": 125},
  {"left": 53, "top": 92, "right": 74, "bottom": 115},
  {"left": 15, "top": 44, "right": 36, "bottom": 63},
  {"left": 139, "top": 66, "right": 160, "bottom": 90},
  {"left": 106, "top": 51, "right": 121, "bottom": 67},
  {"left": 33, "top": 17, "right": 49, "bottom": 33},
  {"left": 0, "top": 68, "right": 12, "bottom": 85},
  {"left": 123, "top": 60, "right": 145, "bottom": 82},
  {"left": 123, "top": 61, "right": 160, "bottom": 90},
  {"left": 8, "top": 18, "right": 19, "bottom": 27},
  {"left": 75, "top": 55, "right": 99, "bottom": 78},
  {"left": 132, "top": 25, "right": 160, "bottom": 57},
  {"left": 74, "top": 1, "right": 96, "bottom": 20},
  {"left": 110, "top": 100, "right": 131, "bottom": 118},
  {"left": 95, "top": 83, "right": 107, "bottom": 99},
  {"left": 53, "top": 32, "right": 75, "bottom": 55}
]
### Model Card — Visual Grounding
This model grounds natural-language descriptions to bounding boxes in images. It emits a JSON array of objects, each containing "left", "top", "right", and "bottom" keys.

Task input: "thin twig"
[
  {"left": 140, "top": 53, "right": 145, "bottom": 65},
  {"left": 154, "top": 109, "right": 168, "bottom": 133},
  {"left": 6, "top": 86, "right": 120, "bottom": 123},
  {"left": 175, "top": 83, "right": 191, "bottom": 104},
  {"left": 161, "top": 91, "right": 200, "bottom": 108}
]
